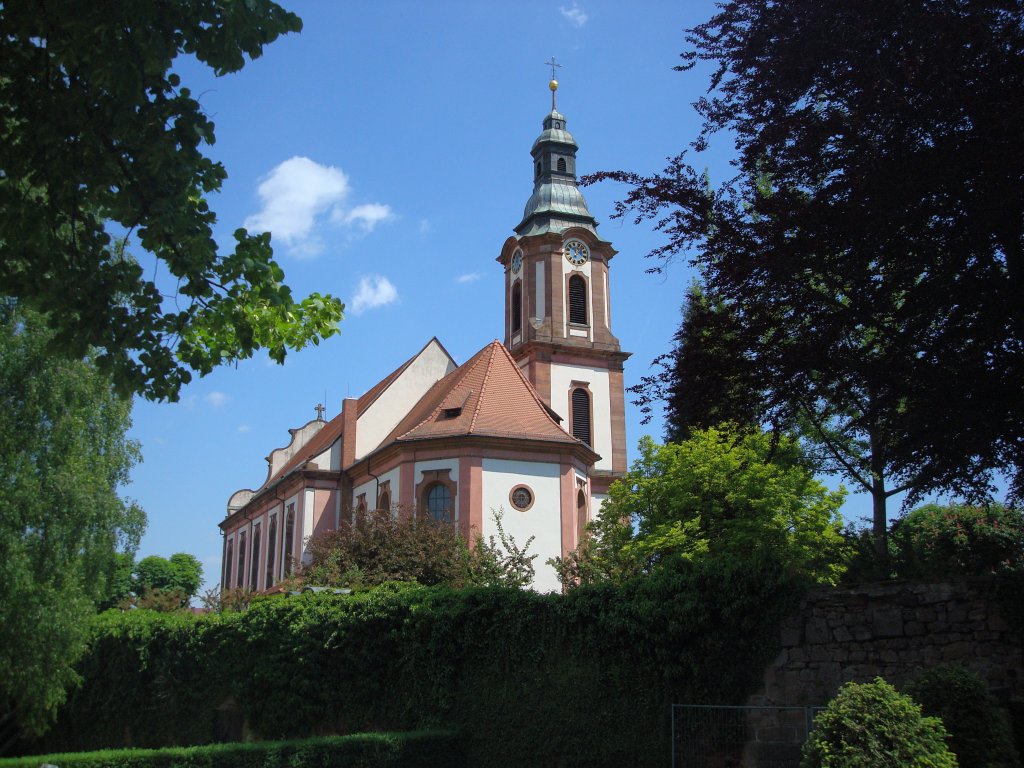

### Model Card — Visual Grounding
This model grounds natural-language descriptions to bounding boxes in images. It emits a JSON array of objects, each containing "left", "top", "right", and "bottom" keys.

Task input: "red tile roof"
[{"left": 385, "top": 340, "right": 586, "bottom": 447}]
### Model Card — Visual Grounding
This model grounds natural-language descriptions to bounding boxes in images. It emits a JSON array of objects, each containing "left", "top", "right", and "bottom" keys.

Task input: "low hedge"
[{"left": 1, "top": 731, "right": 464, "bottom": 768}]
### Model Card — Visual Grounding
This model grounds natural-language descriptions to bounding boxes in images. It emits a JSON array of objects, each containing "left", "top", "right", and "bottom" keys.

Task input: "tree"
[
  {"left": 304, "top": 508, "right": 536, "bottom": 590},
  {"left": 802, "top": 678, "right": 956, "bottom": 768},
  {"left": 631, "top": 281, "right": 764, "bottom": 442},
  {"left": 588, "top": 0, "right": 1024, "bottom": 557},
  {"left": 132, "top": 552, "right": 205, "bottom": 609},
  {"left": 905, "top": 665, "right": 1021, "bottom": 768},
  {"left": 0, "top": 301, "right": 146, "bottom": 737},
  {"left": 891, "top": 502, "right": 1024, "bottom": 579},
  {"left": 552, "top": 427, "right": 849, "bottom": 587},
  {"left": 0, "top": 2, "right": 344, "bottom": 401}
]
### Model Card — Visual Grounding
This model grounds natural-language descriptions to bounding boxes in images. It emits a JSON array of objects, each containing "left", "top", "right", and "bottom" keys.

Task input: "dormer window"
[{"left": 441, "top": 407, "right": 462, "bottom": 420}]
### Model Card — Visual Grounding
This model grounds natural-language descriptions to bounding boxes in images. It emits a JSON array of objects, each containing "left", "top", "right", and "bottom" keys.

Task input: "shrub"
[
  {"left": 0, "top": 730, "right": 463, "bottom": 768},
  {"left": 891, "top": 503, "right": 1024, "bottom": 579},
  {"left": 905, "top": 665, "right": 1021, "bottom": 768},
  {"left": 801, "top": 678, "right": 956, "bottom": 768}
]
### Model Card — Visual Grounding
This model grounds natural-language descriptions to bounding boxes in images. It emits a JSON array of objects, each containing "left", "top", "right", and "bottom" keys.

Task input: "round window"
[{"left": 509, "top": 485, "right": 535, "bottom": 512}]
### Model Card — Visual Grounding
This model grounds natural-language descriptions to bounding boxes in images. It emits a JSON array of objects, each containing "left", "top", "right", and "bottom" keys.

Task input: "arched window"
[
  {"left": 577, "top": 490, "right": 588, "bottom": 539},
  {"left": 236, "top": 532, "right": 246, "bottom": 589},
  {"left": 511, "top": 282, "right": 522, "bottom": 334},
  {"left": 282, "top": 505, "right": 295, "bottom": 578},
  {"left": 426, "top": 483, "right": 452, "bottom": 522},
  {"left": 557, "top": 157, "right": 567, "bottom": 173},
  {"left": 568, "top": 275, "right": 587, "bottom": 325},
  {"left": 224, "top": 538, "right": 234, "bottom": 589},
  {"left": 571, "top": 388, "right": 591, "bottom": 445},
  {"left": 378, "top": 490, "right": 391, "bottom": 512},
  {"left": 250, "top": 522, "right": 262, "bottom": 590},
  {"left": 265, "top": 515, "right": 277, "bottom": 588},
  {"left": 536, "top": 161, "right": 541, "bottom": 177}
]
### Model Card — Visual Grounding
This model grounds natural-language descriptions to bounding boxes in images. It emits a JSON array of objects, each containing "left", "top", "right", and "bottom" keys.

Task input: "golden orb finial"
[{"left": 549, "top": 78, "right": 558, "bottom": 92}]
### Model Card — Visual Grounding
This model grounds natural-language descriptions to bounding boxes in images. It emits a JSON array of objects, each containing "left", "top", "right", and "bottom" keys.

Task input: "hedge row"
[
  {"left": 2, "top": 731, "right": 463, "bottom": 768},
  {"left": 25, "top": 557, "right": 805, "bottom": 768}
]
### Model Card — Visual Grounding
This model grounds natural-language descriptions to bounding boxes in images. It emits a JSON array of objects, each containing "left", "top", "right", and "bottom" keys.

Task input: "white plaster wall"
[
  {"left": 356, "top": 341, "right": 457, "bottom": 459},
  {"left": 302, "top": 488, "right": 315, "bottom": 564},
  {"left": 592, "top": 493, "right": 609, "bottom": 515},
  {"left": 352, "top": 465, "right": 400, "bottom": 514},
  {"left": 414, "top": 458, "right": 460, "bottom": 522},
  {"left": 481, "top": 458, "right": 563, "bottom": 593},
  {"left": 309, "top": 439, "right": 339, "bottom": 471},
  {"left": 267, "top": 421, "right": 324, "bottom": 479},
  {"left": 550, "top": 363, "right": 613, "bottom": 471}
]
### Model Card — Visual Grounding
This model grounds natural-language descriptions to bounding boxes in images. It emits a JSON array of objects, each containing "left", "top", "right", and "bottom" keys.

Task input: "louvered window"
[
  {"left": 572, "top": 388, "right": 591, "bottom": 445},
  {"left": 512, "top": 282, "right": 522, "bottom": 333},
  {"left": 557, "top": 157, "right": 567, "bottom": 172},
  {"left": 568, "top": 275, "right": 587, "bottom": 325}
]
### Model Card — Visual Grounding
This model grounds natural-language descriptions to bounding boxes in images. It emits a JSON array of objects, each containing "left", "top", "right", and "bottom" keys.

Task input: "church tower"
[{"left": 497, "top": 76, "right": 630, "bottom": 498}]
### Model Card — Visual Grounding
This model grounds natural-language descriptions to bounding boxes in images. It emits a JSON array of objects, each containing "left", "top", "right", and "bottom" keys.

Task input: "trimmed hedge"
[
  {"left": 23, "top": 557, "right": 805, "bottom": 768},
  {"left": 0, "top": 731, "right": 463, "bottom": 768}
]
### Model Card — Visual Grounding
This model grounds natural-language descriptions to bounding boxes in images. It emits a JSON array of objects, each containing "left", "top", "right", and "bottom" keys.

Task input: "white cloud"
[
  {"left": 349, "top": 275, "right": 398, "bottom": 315},
  {"left": 244, "top": 156, "right": 393, "bottom": 257},
  {"left": 560, "top": 2, "right": 588, "bottom": 27},
  {"left": 237, "top": 424, "right": 251, "bottom": 433},
  {"left": 456, "top": 273, "right": 481, "bottom": 284},
  {"left": 335, "top": 203, "right": 394, "bottom": 232},
  {"left": 205, "top": 391, "right": 230, "bottom": 408},
  {"left": 418, "top": 218, "right": 432, "bottom": 237}
]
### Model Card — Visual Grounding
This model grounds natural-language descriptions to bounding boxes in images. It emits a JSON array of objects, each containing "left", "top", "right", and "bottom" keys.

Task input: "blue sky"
[{"left": 127, "top": 1, "right": 877, "bottom": 591}]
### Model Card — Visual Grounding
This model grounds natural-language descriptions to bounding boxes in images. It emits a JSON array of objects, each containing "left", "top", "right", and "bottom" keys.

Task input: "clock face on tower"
[
  {"left": 564, "top": 239, "right": 590, "bottom": 266},
  {"left": 511, "top": 249, "right": 523, "bottom": 275}
]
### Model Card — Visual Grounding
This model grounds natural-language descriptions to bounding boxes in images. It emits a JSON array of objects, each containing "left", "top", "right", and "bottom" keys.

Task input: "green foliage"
[
  {"left": 1, "top": 731, "right": 464, "bottom": 768},
  {"left": 0, "top": 2, "right": 344, "bottom": 401},
  {"left": 802, "top": 678, "right": 957, "bottom": 768},
  {"left": 0, "top": 302, "right": 146, "bottom": 738},
  {"left": 591, "top": 0, "right": 1024, "bottom": 553},
  {"left": 28, "top": 560, "right": 805, "bottom": 768},
  {"left": 554, "top": 428, "right": 848, "bottom": 587},
  {"left": 131, "top": 553, "right": 205, "bottom": 609},
  {"left": 304, "top": 508, "right": 535, "bottom": 590},
  {"left": 892, "top": 503, "right": 1024, "bottom": 579},
  {"left": 905, "top": 665, "right": 1021, "bottom": 768}
]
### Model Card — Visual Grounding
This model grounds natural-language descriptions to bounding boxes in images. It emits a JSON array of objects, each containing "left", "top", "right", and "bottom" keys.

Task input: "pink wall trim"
[
  {"left": 460, "top": 453, "right": 483, "bottom": 541},
  {"left": 559, "top": 462, "right": 576, "bottom": 558}
]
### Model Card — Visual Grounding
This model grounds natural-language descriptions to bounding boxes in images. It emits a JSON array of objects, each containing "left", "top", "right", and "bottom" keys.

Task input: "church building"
[{"left": 219, "top": 80, "right": 630, "bottom": 592}]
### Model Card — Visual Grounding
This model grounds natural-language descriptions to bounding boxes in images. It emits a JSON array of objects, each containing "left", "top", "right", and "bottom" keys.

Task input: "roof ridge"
[
  {"left": 493, "top": 340, "right": 578, "bottom": 438},
  {"left": 468, "top": 342, "right": 501, "bottom": 434}
]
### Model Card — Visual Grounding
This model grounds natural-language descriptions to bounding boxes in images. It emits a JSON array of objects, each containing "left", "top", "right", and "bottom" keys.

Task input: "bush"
[
  {"left": 905, "top": 665, "right": 1021, "bottom": 768},
  {"left": 891, "top": 503, "right": 1024, "bottom": 579},
  {"left": 801, "top": 678, "right": 956, "bottom": 768},
  {"left": 0, "top": 730, "right": 463, "bottom": 768},
  {"left": 24, "top": 558, "right": 806, "bottom": 768}
]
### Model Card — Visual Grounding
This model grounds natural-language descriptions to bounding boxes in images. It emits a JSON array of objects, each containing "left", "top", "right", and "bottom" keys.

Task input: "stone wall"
[{"left": 750, "top": 579, "right": 1022, "bottom": 707}]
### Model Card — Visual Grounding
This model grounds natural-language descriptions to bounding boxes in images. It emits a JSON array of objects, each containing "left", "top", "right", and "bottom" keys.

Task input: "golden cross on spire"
[{"left": 545, "top": 56, "right": 562, "bottom": 110}]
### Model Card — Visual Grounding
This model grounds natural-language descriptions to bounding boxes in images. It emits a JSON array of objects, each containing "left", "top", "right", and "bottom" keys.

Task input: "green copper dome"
[{"left": 515, "top": 108, "right": 598, "bottom": 237}]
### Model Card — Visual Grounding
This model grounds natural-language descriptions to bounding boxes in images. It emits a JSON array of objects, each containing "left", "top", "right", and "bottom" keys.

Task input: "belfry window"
[
  {"left": 512, "top": 282, "right": 522, "bottom": 334},
  {"left": 568, "top": 275, "right": 587, "bottom": 325},
  {"left": 557, "top": 157, "right": 567, "bottom": 173},
  {"left": 571, "top": 388, "right": 592, "bottom": 446}
]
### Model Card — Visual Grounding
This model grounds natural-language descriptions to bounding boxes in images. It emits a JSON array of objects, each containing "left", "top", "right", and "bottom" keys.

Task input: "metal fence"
[{"left": 671, "top": 704, "right": 824, "bottom": 768}]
